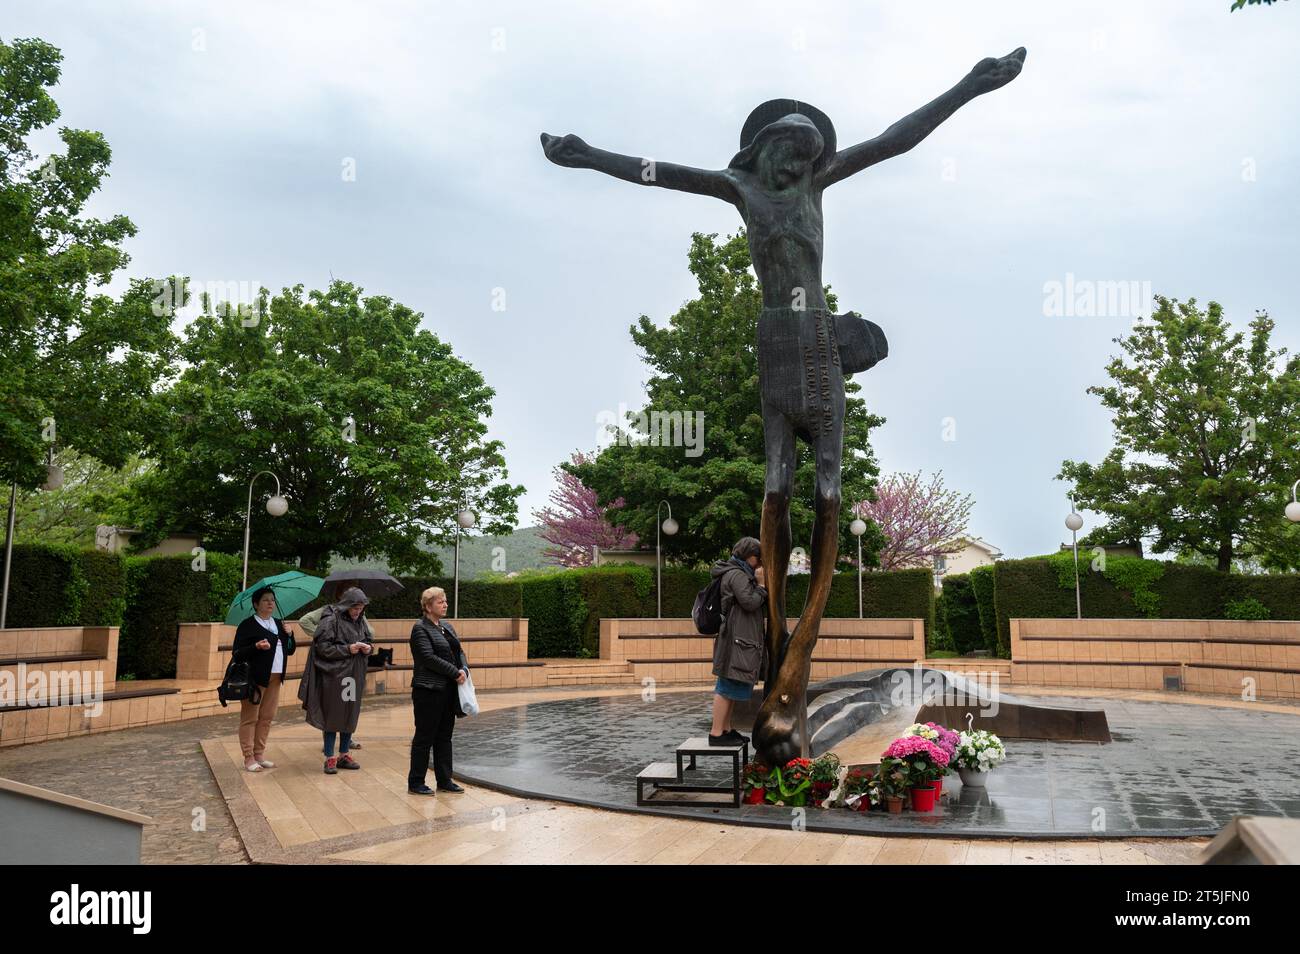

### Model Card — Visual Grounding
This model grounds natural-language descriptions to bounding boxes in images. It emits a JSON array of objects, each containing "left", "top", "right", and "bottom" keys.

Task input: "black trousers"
[{"left": 409, "top": 685, "right": 458, "bottom": 787}]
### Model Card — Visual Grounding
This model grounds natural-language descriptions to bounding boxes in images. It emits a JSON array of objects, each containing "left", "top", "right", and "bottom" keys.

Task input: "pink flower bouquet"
[{"left": 882, "top": 735, "right": 950, "bottom": 785}]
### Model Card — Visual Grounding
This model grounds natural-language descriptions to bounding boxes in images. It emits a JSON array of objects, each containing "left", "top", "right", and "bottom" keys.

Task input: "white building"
[{"left": 932, "top": 536, "right": 1003, "bottom": 586}]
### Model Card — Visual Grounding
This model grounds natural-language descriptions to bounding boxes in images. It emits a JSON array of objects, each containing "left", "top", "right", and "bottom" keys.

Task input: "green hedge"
[
  {"left": 3, "top": 544, "right": 936, "bottom": 668},
  {"left": 367, "top": 564, "right": 934, "bottom": 659},
  {"left": 117, "top": 552, "right": 296, "bottom": 679},
  {"left": 937, "top": 574, "right": 982, "bottom": 655},
  {"left": 969, "top": 564, "right": 998, "bottom": 655},
  {"left": 359, "top": 577, "right": 522, "bottom": 621},
  {"left": 1, "top": 544, "right": 126, "bottom": 628},
  {"left": 992, "top": 555, "right": 1300, "bottom": 658},
  {"left": 512, "top": 564, "right": 941, "bottom": 660},
  {"left": 931, "top": 590, "right": 954, "bottom": 653}
]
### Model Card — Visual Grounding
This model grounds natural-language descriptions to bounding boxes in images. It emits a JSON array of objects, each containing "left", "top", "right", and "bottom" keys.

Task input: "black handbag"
[{"left": 218, "top": 659, "right": 262, "bottom": 707}]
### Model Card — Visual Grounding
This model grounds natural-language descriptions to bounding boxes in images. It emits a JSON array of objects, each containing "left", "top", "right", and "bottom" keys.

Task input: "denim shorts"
[{"left": 714, "top": 676, "right": 754, "bottom": 702}]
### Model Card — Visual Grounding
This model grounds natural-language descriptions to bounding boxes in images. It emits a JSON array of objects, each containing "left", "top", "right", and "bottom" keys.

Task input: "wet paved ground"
[
  {"left": 451, "top": 691, "right": 1300, "bottom": 837},
  {"left": 0, "top": 694, "right": 412, "bottom": 865}
]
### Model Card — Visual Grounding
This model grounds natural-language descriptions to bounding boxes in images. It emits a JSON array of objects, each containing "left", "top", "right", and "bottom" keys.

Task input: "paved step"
[{"left": 545, "top": 674, "right": 637, "bottom": 686}]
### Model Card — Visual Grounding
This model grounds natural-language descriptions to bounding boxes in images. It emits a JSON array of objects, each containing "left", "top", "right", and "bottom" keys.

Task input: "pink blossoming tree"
[
  {"left": 533, "top": 452, "right": 639, "bottom": 567},
  {"left": 850, "top": 471, "right": 974, "bottom": 571}
]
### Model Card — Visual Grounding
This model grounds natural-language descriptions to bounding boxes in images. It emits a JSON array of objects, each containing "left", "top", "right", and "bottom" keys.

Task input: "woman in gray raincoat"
[{"left": 298, "top": 586, "right": 373, "bottom": 774}]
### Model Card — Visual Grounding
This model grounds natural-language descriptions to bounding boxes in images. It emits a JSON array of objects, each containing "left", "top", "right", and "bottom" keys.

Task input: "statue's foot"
[{"left": 752, "top": 690, "right": 803, "bottom": 767}]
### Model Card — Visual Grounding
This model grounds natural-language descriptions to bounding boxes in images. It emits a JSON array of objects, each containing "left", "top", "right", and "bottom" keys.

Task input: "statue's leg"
[
  {"left": 759, "top": 398, "right": 795, "bottom": 690},
  {"left": 753, "top": 405, "right": 844, "bottom": 766}
]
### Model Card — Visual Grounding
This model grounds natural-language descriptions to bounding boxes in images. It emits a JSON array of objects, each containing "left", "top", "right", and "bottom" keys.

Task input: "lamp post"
[
  {"left": 656, "top": 500, "right": 678, "bottom": 619},
  {"left": 242, "top": 471, "right": 288, "bottom": 590},
  {"left": 453, "top": 508, "right": 476, "bottom": 619},
  {"left": 1065, "top": 497, "right": 1084, "bottom": 620},
  {"left": 1287, "top": 481, "right": 1300, "bottom": 523},
  {"left": 2, "top": 456, "right": 65, "bottom": 630},
  {"left": 849, "top": 517, "right": 867, "bottom": 619}
]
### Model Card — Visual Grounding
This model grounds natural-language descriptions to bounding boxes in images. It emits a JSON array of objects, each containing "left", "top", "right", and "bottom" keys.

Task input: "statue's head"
[{"left": 730, "top": 100, "right": 836, "bottom": 186}]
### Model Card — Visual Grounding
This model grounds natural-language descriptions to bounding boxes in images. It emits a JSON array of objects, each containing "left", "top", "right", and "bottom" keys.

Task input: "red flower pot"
[
  {"left": 932, "top": 776, "right": 944, "bottom": 796},
  {"left": 909, "top": 785, "right": 937, "bottom": 812},
  {"left": 744, "top": 787, "right": 767, "bottom": 805}
]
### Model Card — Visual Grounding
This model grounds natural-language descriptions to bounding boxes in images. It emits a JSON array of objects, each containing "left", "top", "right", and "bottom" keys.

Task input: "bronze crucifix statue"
[{"left": 541, "top": 47, "right": 1026, "bottom": 766}]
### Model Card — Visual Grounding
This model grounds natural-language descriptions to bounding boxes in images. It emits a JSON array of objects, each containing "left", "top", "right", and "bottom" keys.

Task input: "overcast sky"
[{"left": 8, "top": 0, "right": 1299, "bottom": 559}]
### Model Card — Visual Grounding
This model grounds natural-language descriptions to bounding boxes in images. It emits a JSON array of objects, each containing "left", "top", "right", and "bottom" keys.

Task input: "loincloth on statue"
[{"left": 756, "top": 306, "right": 846, "bottom": 436}]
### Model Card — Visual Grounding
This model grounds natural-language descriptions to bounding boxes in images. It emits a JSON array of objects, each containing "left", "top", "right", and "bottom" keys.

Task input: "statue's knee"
[{"left": 763, "top": 486, "right": 792, "bottom": 509}]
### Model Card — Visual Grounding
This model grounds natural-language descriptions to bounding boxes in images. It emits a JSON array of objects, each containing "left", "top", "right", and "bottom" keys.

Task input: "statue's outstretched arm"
[
  {"left": 541, "top": 133, "right": 739, "bottom": 203},
  {"left": 817, "top": 47, "right": 1026, "bottom": 189}
]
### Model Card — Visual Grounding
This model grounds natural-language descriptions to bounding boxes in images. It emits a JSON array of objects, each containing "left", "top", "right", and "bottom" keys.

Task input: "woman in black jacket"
[
  {"left": 407, "top": 586, "right": 468, "bottom": 795},
  {"left": 231, "top": 586, "right": 296, "bottom": 772}
]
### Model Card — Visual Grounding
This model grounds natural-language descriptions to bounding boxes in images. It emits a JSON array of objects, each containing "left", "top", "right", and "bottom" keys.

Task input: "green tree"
[
  {"left": 13, "top": 448, "right": 150, "bottom": 546},
  {"left": 1059, "top": 297, "right": 1300, "bottom": 571},
  {"left": 1, "top": 37, "right": 174, "bottom": 491},
  {"left": 569, "top": 232, "right": 886, "bottom": 568},
  {"left": 120, "top": 281, "right": 524, "bottom": 572}
]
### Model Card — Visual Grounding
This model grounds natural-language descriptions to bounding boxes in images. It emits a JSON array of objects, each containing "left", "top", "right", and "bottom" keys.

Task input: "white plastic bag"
[{"left": 457, "top": 670, "right": 480, "bottom": 716}]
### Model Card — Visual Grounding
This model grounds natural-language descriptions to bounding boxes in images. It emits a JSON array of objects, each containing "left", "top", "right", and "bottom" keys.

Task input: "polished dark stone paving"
[{"left": 452, "top": 691, "right": 1300, "bottom": 838}]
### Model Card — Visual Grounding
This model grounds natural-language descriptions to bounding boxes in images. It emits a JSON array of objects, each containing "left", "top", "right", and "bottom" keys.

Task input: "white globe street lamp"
[
  {"left": 1066, "top": 498, "right": 1083, "bottom": 620},
  {"left": 849, "top": 517, "right": 867, "bottom": 619},
  {"left": 1287, "top": 481, "right": 1300, "bottom": 523},
  {"left": 656, "top": 500, "right": 677, "bottom": 619},
  {"left": 454, "top": 508, "right": 477, "bottom": 618},
  {"left": 243, "top": 471, "right": 288, "bottom": 590}
]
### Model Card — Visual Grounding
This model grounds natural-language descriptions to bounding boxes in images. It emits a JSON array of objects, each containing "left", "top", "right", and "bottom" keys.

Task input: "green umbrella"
[{"left": 224, "top": 571, "right": 324, "bottom": 625}]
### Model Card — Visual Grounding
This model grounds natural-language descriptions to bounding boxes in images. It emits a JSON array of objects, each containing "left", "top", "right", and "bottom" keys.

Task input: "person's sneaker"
[
  {"left": 245, "top": 760, "right": 263, "bottom": 772},
  {"left": 256, "top": 758, "right": 276, "bottom": 768},
  {"left": 336, "top": 754, "right": 360, "bottom": 770},
  {"left": 324, "top": 757, "right": 338, "bottom": 775},
  {"left": 349, "top": 740, "right": 362, "bottom": 749},
  {"left": 408, "top": 783, "right": 435, "bottom": 796},
  {"left": 438, "top": 781, "right": 465, "bottom": 793},
  {"left": 724, "top": 729, "right": 750, "bottom": 745},
  {"left": 708, "top": 733, "right": 735, "bottom": 747}
]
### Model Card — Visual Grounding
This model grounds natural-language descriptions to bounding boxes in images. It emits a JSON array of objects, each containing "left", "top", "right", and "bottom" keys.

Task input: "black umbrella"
[{"left": 321, "top": 568, "right": 404, "bottom": 601}]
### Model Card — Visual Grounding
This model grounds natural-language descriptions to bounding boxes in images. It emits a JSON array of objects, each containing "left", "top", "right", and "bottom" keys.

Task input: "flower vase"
[
  {"left": 957, "top": 767, "right": 989, "bottom": 788},
  {"left": 909, "top": 785, "right": 937, "bottom": 812}
]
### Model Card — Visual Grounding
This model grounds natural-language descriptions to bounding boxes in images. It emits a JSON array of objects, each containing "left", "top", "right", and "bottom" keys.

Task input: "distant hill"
[{"left": 329, "top": 525, "right": 557, "bottom": 579}]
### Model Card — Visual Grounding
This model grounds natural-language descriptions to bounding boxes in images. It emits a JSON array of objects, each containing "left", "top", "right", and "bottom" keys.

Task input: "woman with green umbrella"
[{"left": 231, "top": 586, "right": 297, "bottom": 772}]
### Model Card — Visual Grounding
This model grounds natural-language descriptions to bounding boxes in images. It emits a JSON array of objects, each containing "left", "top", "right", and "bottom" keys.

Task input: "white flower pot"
[{"left": 958, "top": 767, "right": 990, "bottom": 788}]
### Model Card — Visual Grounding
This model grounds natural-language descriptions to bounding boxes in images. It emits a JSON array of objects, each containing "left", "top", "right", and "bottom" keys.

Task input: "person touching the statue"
[{"left": 708, "top": 537, "right": 767, "bottom": 746}]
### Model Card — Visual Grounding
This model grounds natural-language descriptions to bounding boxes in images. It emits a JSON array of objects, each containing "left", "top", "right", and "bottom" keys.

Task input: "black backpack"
[
  {"left": 217, "top": 659, "right": 261, "bottom": 708},
  {"left": 692, "top": 575, "right": 726, "bottom": 635}
]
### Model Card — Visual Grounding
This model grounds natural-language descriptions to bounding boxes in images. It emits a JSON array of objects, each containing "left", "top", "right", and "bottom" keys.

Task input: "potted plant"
[
  {"left": 904, "top": 722, "right": 959, "bottom": 796},
  {"left": 768, "top": 757, "right": 812, "bottom": 807},
  {"left": 882, "top": 735, "right": 951, "bottom": 813},
  {"left": 742, "top": 762, "right": 772, "bottom": 804},
  {"left": 953, "top": 729, "right": 1006, "bottom": 787},
  {"left": 808, "top": 753, "right": 841, "bottom": 807},
  {"left": 876, "top": 758, "right": 909, "bottom": 813},
  {"left": 842, "top": 767, "right": 877, "bottom": 812}
]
